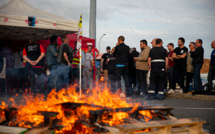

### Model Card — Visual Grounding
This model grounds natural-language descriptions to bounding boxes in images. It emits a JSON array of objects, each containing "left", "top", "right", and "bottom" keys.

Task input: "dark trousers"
[
  {"left": 173, "top": 66, "right": 186, "bottom": 91},
  {"left": 108, "top": 73, "right": 116, "bottom": 93},
  {"left": 47, "top": 65, "right": 58, "bottom": 94},
  {"left": 207, "top": 66, "right": 215, "bottom": 90},
  {"left": 128, "top": 68, "right": 137, "bottom": 95},
  {"left": 13, "top": 68, "right": 27, "bottom": 91},
  {"left": 136, "top": 69, "right": 148, "bottom": 94},
  {"left": 186, "top": 72, "right": 193, "bottom": 92},
  {"left": 131, "top": 68, "right": 137, "bottom": 88},
  {"left": 148, "top": 63, "right": 166, "bottom": 95},
  {"left": 28, "top": 67, "right": 45, "bottom": 95},
  {"left": 6, "top": 69, "right": 13, "bottom": 91},
  {"left": 193, "top": 64, "right": 202, "bottom": 91},
  {"left": 116, "top": 65, "right": 129, "bottom": 95},
  {"left": 167, "top": 67, "right": 174, "bottom": 90}
]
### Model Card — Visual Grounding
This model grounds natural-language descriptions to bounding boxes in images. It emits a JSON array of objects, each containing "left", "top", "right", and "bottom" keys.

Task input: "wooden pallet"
[
  {"left": 109, "top": 118, "right": 208, "bottom": 134},
  {"left": 0, "top": 126, "right": 28, "bottom": 134},
  {"left": 0, "top": 118, "right": 208, "bottom": 134}
]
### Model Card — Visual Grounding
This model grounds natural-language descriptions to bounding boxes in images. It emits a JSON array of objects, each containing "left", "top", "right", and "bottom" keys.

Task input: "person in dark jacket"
[
  {"left": 131, "top": 47, "right": 139, "bottom": 90},
  {"left": 107, "top": 47, "right": 116, "bottom": 93},
  {"left": 113, "top": 36, "right": 130, "bottom": 97},
  {"left": 208, "top": 41, "right": 215, "bottom": 91},
  {"left": 128, "top": 49, "right": 135, "bottom": 96},
  {"left": 191, "top": 39, "right": 204, "bottom": 94},
  {"left": 147, "top": 38, "right": 168, "bottom": 100}
]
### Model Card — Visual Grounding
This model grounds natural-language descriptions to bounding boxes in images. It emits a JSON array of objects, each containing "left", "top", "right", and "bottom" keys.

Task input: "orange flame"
[
  {"left": 139, "top": 110, "right": 153, "bottom": 122},
  {"left": 0, "top": 83, "right": 154, "bottom": 133}
]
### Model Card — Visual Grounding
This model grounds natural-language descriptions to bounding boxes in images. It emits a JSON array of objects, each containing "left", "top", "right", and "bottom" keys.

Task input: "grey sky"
[{"left": 0, "top": 0, "right": 214, "bottom": 58}]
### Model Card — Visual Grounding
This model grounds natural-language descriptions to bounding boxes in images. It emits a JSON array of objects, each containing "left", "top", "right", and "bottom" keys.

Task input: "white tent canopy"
[{"left": 0, "top": 0, "right": 79, "bottom": 40}]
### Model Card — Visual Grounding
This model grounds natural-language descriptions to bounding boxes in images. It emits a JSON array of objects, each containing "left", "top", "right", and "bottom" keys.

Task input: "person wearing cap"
[{"left": 101, "top": 46, "right": 111, "bottom": 86}]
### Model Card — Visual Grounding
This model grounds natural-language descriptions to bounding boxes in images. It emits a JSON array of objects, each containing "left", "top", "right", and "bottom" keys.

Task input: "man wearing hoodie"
[
  {"left": 134, "top": 40, "right": 150, "bottom": 97},
  {"left": 191, "top": 39, "right": 204, "bottom": 94}
]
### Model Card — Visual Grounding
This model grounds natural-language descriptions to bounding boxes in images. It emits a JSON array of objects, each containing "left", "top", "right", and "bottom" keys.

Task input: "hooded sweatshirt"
[{"left": 135, "top": 46, "right": 150, "bottom": 71}]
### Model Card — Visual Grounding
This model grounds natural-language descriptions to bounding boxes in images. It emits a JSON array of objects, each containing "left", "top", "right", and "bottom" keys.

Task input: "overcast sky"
[{"left": 1, "top": 0, "right": 215, "bottom": 58}]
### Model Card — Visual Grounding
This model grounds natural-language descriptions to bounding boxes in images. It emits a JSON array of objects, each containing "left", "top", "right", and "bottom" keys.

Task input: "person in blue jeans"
[
  {"left": 191, "top": 39, "right": 204, "bottom": 94},
  {"left": 46, "top": 35, "right": 58, "bottom": 95},
  {"left": 57, "top": 36, "right": 73, "bottom": 91}
]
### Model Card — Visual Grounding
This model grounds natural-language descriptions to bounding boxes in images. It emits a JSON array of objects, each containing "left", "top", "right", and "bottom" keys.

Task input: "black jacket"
[
  {"left": 132, "top": 50, "right": 139, "bottom": 57},
  {"left": 113, "top": 43, "right": 130, "bottom": 65},
  {"left": 191, "top": 46, "right": 204, "bottom": 65}
]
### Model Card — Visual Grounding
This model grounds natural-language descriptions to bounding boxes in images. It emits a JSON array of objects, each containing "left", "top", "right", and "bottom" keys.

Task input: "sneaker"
[
  {"left": 176, "top": 89, "right": 183, "bottom": 93},
  {"left": 168, "top": 89, "right": 175, "bottom": 94}
]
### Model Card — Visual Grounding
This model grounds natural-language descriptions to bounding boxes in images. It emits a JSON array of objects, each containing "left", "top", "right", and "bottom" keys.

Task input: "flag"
[{"left": 77, "top": 14, "right": 82, "bottom": 48}]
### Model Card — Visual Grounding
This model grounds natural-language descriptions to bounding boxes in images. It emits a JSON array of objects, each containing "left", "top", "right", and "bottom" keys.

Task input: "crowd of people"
[
  {"left": 0, "top": 35, "right": 94, "bottom": 96},
  {"left": 100, "top": 36, "right": 215, "bottom": 100},
  {"left": 0, "top": 35, "right": 215, "bottom": 100}
]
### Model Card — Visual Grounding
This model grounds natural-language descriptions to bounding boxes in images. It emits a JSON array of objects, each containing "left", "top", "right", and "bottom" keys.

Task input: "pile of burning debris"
[{"left": 0, "top": 85, "right": 208, "bottom": 134}]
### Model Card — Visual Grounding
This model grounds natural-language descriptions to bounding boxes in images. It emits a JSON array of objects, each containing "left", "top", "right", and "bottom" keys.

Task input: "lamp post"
[{"left": 99, "top": 34, "right": 106, "bottom": 52}]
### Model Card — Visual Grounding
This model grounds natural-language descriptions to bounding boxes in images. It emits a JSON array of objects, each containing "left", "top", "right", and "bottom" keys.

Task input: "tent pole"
[{"left": 79, "top": 48, "right": 82, "bottom": 97}]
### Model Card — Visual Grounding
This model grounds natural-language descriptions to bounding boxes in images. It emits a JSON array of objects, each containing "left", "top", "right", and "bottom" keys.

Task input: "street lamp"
[{"left": 99, "top": 34, "right": 106, "bottom": 52}]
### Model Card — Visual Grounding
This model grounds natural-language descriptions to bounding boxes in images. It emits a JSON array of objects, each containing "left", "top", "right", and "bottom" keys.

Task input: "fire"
[
  {"left": 0, "top": 83, "right": 156, "bottom": 133},
  {"left": 139, "top": 110, "right": 153, "bottom": 122},
  {"left": 102, "top": 112, "right": 129, "bottom": 126},
  {"left": 0, "top": 101, "right": 7, "bottom": 123}
]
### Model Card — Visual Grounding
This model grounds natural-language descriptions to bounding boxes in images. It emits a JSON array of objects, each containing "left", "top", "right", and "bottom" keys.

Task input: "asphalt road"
[
  {"left": 134, "top": 97, "right": 215, "bottom": 134},
  {"left": 0, "top": 94, "right": 215, "bottom": 134}
]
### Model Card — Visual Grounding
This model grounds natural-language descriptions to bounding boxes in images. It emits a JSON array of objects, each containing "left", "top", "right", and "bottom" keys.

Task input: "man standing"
[
  {"left": 83, "top": 45, "right": 94, "bottom": 91},
  {"left": 113, "top": 36, "right": 130, "bottom": 97},
  {"left": 148, "top": 38, "right": 168, "bottom": 100},
  {"left": 46, "top": 35, "right": 58, "bottom": 94},
  {"left": 167, "top": 43, "right": 175, "bottom": 93},
  {"left": 191, "top": 39, "right": 204, "bottom": 94},
  {"left": 107, "top": 47, "right": 116, "bottom": 93},
  {"left": 186, "top": 42, "right": 195, "bottom": 93},
  {"left": 134, "top": 40, "right": 150, "bottom": 97},
  {"left": 131, "top": 47, "right": 139, "bottom": 89},
  {"left": 101, "top": 46, "right": 111, "bottom": 85},
  {"left": 208, "top": 40, "right": 215, "bottom": 91},
  {"left": 23, "top": 35, "right": 45, "bottom": 95},
  {"left": 172, "top": 37, "right": 188, "bottom": 93},
  {"left": 57, "top": 36, "right": 73, "bottom": 91}
]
